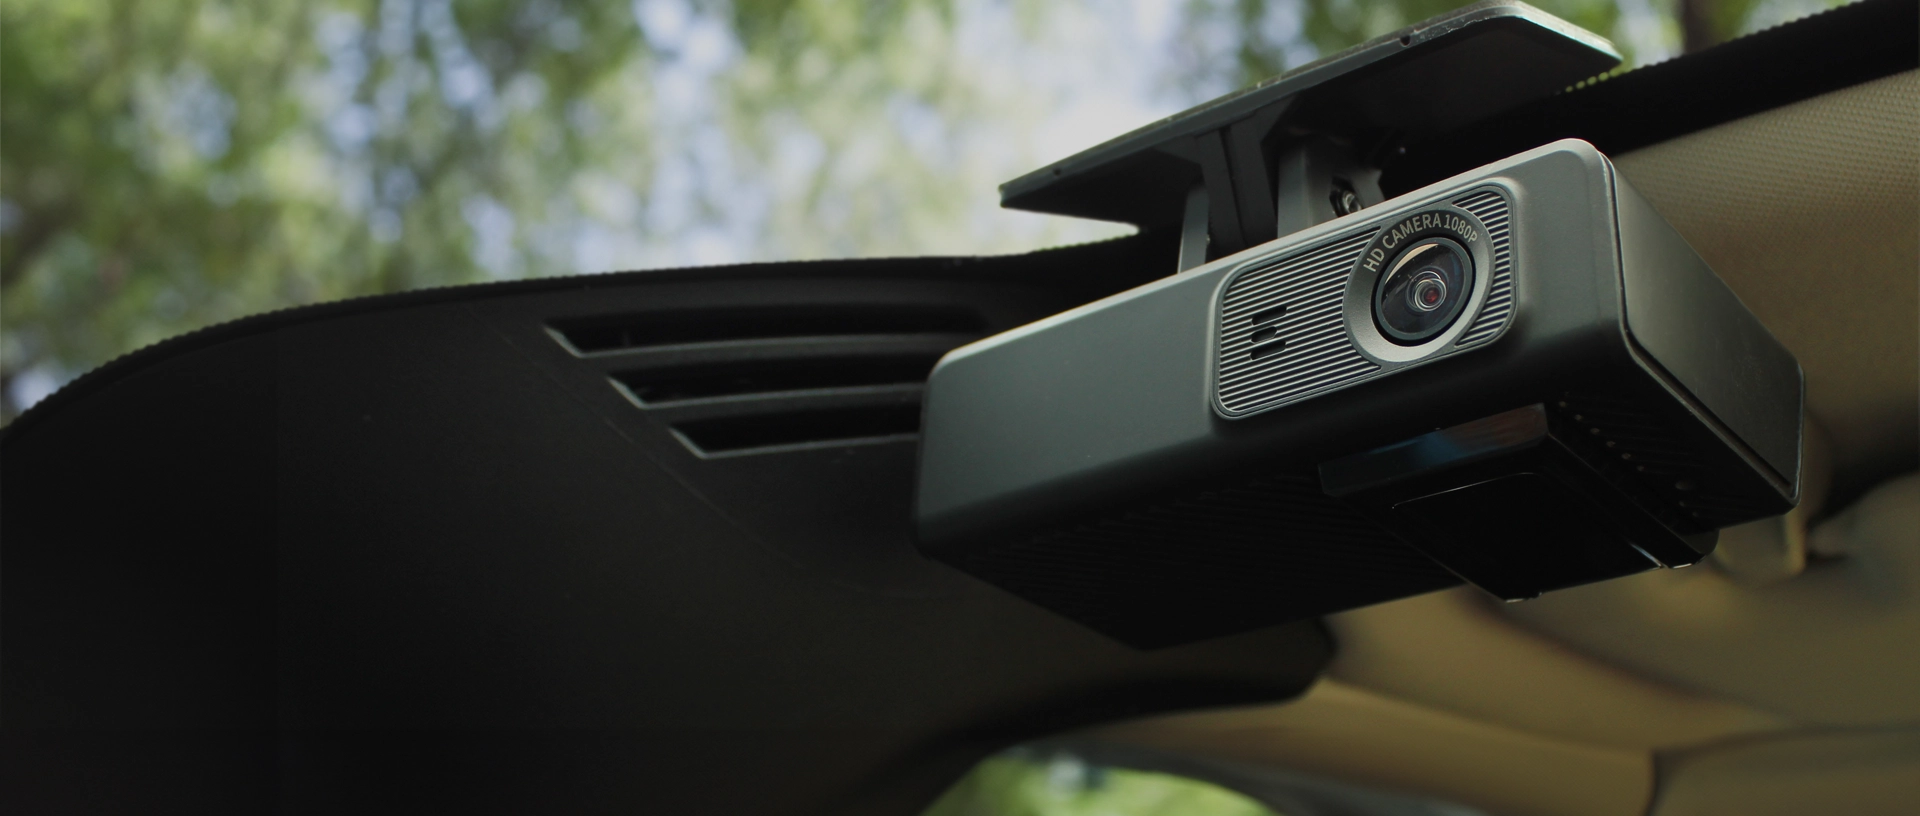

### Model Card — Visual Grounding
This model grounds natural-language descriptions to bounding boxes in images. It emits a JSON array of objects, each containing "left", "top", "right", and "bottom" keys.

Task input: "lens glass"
[{"left": 1374, "top": 238, "right": 1472, "bottom": 344}]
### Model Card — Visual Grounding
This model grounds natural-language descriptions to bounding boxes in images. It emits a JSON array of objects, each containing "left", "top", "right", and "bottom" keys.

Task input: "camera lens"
[
  {"left": 1408, "top": 271, "right": 1447, "bottom": 312},
  {"left": 1374, "top": 238, "right": 1473, "bottom": 344}
]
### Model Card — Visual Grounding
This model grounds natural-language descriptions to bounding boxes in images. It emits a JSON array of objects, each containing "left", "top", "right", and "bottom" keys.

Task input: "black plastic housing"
[{"left": 915, "top": 140, "right": 1802, "bottom": 648}]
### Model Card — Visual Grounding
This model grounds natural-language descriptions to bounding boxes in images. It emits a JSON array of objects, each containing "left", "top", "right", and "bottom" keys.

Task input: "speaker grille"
[{"left": 1215, "top": 231, "right": 1381, "bottom": 414}]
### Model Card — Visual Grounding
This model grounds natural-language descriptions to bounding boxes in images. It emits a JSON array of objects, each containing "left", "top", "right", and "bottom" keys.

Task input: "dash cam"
[
  {"left": 913, "top": 140, "right": 1802, "bottom": 648},
  {"left": 911, "top": 4, "right": 1803, "bottom": 648}
]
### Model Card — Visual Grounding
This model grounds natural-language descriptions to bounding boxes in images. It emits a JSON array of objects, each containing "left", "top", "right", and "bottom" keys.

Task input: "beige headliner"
[
  {"left": 1071, "top": 70, "right": 1920, "bottom": 816},
  {"left": 1615, "top": 69, "right": 1919, "bottom": 495}
]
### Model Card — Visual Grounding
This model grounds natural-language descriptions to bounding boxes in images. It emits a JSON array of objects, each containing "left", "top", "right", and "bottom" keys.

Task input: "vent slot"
[
  {"left": 552, "top": 301, "right": 990, "bottom": 457},
  {"left": 614, "top": 354, "right": 942, "bottom": 404},
  {"left": 1247, "top": 304, "right": 1289, "bottom": 326},
  {"left": 676, "top": 405, "right": 922, "bottom": 455},
  {"left": 554, "top": 305, "right": 986, "bottom": 354}
]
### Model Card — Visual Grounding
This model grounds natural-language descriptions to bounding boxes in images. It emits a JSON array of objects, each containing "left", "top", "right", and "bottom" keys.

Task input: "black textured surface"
[
  {"left": 1, "top": 230, "right": 1336, "bottom": 814},
  {"left": 1323, "top": 404, "right": 1718, "bottom": 601},
  {"left": 958, "top": 471, "right": 1460, "bottom": 649},
  {"left": 1554, "top": 388, "right": 1792, "bottom": 532}
]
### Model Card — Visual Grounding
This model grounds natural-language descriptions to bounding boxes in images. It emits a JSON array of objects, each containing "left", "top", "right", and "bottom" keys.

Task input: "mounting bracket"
[{"left": 999, "top": 1, "right": 1621, "bottom": 271}]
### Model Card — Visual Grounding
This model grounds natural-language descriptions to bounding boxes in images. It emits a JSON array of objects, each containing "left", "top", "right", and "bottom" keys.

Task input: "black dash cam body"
[{"left": 914, "top": 140, "right": 1802, "bottom": 648}]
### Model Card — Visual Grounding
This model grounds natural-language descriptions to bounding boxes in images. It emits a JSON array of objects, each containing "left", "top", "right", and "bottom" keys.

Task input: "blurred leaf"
[{"left": 923, "top": 752, "right": 1279, "bottom": 816}]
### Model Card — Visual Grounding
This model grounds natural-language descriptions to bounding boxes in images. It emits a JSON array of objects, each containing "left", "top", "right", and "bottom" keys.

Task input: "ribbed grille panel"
[
  {"left": 1453, "top": 188, "right": 1514, "bottom": 347},
  {"left": 1215, "top": 231, "right": 1379, "bottom": 414},
  {"left": 1216, "top": 188, "right": 1514, "bottom": 417}
]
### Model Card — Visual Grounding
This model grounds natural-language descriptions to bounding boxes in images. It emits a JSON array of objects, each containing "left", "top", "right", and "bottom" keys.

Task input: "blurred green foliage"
[
  {"left": 1, "top": 0, "right": 659, "bottom": 412},
  {"left": 0, "top": 0, "right": 1833, "bottom": 420},
  {"left": 923, "top": 752, "right": 1279, "bottom": 816}
]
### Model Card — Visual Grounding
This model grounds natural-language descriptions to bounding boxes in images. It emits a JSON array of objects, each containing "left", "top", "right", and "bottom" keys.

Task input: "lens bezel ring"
[
  {"left": 1372, "top": 236, "right": 1474, "bottom": 344},
  {"left": 1342, "top": 204, "right": 1494, "bottom": 365}
]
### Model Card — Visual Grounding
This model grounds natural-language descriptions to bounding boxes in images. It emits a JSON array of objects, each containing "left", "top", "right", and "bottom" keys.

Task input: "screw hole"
[{"left": 1329, "top": 178, "right": 1361, "bottom": 216}]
